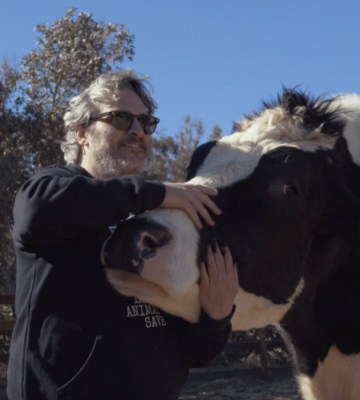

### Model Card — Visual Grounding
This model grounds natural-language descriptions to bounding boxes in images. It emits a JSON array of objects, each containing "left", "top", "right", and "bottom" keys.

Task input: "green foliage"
[
  {"left": 17, "top": 7, "right": 135, "bottom": 168},
  {"left": 21, "top": 7, "right": 134, "bottom": 116},
  {"left": 0, "top": 62, "right": 28, "bottom": 291},
  {"left": 0, "top": 59, "right": 19, "bottom": 108},
  {"left": 0, "top": 8, "right": 135, "bottom": 291}
]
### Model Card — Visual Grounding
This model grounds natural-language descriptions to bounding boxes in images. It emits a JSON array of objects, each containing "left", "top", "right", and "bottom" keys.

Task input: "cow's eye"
[
  {"left": 268, "top": 180, "right": 301, "bottom": 198},
  {"left": 283, "top": 184, "right": 299, "bottom": 197}
]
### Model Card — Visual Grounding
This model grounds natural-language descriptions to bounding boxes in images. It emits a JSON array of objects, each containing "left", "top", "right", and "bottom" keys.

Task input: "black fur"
[
  {"left": 186, "top": 140, "right": 217, "bottom": 180},
  {"left": 103, "top": 89, "right": 360, "bottom": 399},
  {"left": 242, "top": 89, "right": 346, "bottom": 137}
]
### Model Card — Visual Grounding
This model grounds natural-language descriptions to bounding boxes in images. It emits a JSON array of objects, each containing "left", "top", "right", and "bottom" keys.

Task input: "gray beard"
[
  {"left": 89, "top": 133, "right": 149, "bottom": 178},
  {"left": 94, "top": 156, "right": 130, "bottom": 178}
]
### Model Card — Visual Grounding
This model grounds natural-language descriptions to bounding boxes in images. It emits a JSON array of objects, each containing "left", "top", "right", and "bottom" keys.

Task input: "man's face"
[{"left": 84, "top": 89, "right": 153, "bottom": 178}]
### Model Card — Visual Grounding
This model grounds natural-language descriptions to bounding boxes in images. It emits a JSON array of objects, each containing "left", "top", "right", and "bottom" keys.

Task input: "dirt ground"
[
  {"left": 0, "top": 366, "right": 301, "bottom": 400},
  {"left": 179, "top": 367, "right": 301, "bottom": 400}
]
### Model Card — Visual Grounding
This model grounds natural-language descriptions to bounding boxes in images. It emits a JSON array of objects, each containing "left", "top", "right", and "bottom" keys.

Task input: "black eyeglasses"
[{"left": 89, "top": 110, "right": 160, "bottom": 135}]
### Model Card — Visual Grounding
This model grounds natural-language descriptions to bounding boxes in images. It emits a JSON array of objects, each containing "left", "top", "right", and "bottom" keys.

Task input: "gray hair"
[{"left": 61, "top": 69, "right": 157, "bottom": 164}]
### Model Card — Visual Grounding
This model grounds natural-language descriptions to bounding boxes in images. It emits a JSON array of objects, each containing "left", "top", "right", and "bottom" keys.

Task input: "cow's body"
[{"left": 102, "top": 90, "right": 360, "bottom": 400}]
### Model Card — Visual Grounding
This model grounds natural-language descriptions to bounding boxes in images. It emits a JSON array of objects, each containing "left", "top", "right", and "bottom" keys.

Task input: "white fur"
[
  {"left": 106, "top": 269, "right": 201, "bottom": 322},
  {"left": 105, "top": 210, "right": 202, "bottom": 321},
  {"left": 106, "top": 93, "right": 360, "bottom": 400},
  {"left": 231, "top": 279, "right": 304, "bottom": 331},
  {"left": 137, "top": 209, "right": 200, "bottom": 297},
  {"left": 107, "top": 93, "right": 360, "bottom": 332},
  {"left": 331, "top": 94, "right": 360, "bottom": 167},
  {"left": 190, "top": 105, "right": 338, "bottom": 189},
  {"left": 344, "top": 116, "right": 360, "bottom": 166},
  {"left": 297, "top": 346, "right": 360, "bottom": 400},
  {"left": 109, "top": 95, "right": 355, "bottom": 323}
]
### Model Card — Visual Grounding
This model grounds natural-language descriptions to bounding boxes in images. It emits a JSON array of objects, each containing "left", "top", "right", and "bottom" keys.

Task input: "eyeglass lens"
[
  {"left": 112, "top": 112, "right": 158, "bottom": 135},
  {"left": 90, "top": 111, "right": 159, "bottom": 135}
]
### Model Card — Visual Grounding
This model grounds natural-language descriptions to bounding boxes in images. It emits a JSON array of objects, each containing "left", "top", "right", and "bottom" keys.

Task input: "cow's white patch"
[
  {"left": 189, "top": 140, "right": 261, "bottom": 188},
  {"left": 344, "top": 116, "right": 360, "bottom": 167},
  {"left": 297, "top": 346, "right": 360, "bottom": 400},
  {"left": 128, "top": 104, "right": 336, "bottom": 322},
  {"left": 138, "top": 209, "right": 200, "bottom": 297},
  {"left": 190, "top": 106, "right": 338, "bottom": 189},
  {"left": 104, "top": 210, "right": 202, "bottom": 322},
  {"left": 109, "top": 93, "right": 360, "bottom": 328},
  {"left": 231, "top": 278, "right": 304, "bottom": 331},
  {"left": 330, "top": 94, "right": 360, "bottom": 167},
  {"left": 106, "top": 269, "right": 201, "bottom": 322}
]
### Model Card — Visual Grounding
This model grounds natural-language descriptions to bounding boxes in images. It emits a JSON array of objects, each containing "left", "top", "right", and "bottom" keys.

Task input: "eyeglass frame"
[{"left": 89, "top": 110, "right": 160, "bottom": 135}]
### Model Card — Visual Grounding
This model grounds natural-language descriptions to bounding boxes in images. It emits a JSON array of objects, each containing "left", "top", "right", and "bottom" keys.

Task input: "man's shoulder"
[
  {"left": 34, "top": 164, "right": 90, "bottom": 179},
  {"left": 18, "top": 164, "right": 91, "bottom": 190}
]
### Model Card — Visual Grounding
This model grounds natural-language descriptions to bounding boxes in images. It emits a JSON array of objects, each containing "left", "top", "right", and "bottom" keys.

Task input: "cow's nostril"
[
  {"left": 139, "top": 229, "right": 171, "bottom": 251},
  {"left": 143, "top": 234, "right": 161, "bottom": 249}
]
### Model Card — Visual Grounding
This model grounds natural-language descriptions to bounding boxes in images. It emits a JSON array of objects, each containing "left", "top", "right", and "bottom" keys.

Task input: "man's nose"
[{"left": 129, "top": 117, "right": 145, "bottom": 136}]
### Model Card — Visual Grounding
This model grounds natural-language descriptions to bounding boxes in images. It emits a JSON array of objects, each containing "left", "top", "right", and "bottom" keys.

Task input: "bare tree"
[{"left": 146, "top": 116, "right": 221, "bottom": 182}]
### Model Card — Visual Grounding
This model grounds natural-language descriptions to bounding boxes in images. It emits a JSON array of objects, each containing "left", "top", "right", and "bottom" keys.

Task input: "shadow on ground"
[{"left": 179, "top": 367, "right": 301, "bottom": 400}]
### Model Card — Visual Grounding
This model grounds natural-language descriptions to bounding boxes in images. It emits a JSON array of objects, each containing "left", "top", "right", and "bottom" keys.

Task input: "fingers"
[
  {"left": 206, "top": 243, "right": 218, "bottom": 277},
  {"left": 187, "top": 198, "right": 215, "bottom": 228},
  {"left": 190, "top": 185, "right": 221, "bottom": 216},
  {"left": 200, "top": 262, "right": 209, "bottom": 287},
  {"left": 182, "top": 202, "right": 202, "bottom": 229},
  {"left": 205, "top": 243, "right": 238, "bottom": 290},
  {"left": 222, "top": 246, "right": 234, "bottom": 273},
  {"left": 205, "top": 242, "right": 233, "bottom": 279},
  {"left": 161, "top": 183, "right": 221, "bottom": 229},
  {"left": 233, "top": 262, "right": 239, "bottom": 285},
  {"left": 209, "top": 242, "right": 223, "bottom": 275},
  {"left": 182, "top": 185, "right": 221, "bottom": 228},
  {"left": 200, "top": 243, "right": 239, "bottom": 320}
]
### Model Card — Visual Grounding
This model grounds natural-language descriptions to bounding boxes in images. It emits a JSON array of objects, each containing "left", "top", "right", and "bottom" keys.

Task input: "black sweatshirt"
[{"left": 7, "top": 164, "right": 233, "bottom": 400}]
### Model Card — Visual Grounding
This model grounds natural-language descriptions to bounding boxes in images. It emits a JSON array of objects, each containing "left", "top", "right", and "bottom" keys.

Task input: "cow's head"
[{"left": 101, "top": 89, "right": 360, "bottom": 328}]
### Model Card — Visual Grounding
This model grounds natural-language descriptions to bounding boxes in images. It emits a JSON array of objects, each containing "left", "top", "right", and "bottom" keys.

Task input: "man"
[{"left": 7, "top": 69, "right": 239, "bottom": 400}]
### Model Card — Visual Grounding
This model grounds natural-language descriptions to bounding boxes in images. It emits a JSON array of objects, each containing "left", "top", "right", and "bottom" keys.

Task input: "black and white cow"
[{"left": 102, "top": 90, "right": 360, "bottom": 400}]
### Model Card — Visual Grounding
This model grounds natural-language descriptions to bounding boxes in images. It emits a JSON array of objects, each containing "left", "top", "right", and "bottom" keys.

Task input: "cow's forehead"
[{"left": 190, "top": 106, "right": 338, "bottom": 189}]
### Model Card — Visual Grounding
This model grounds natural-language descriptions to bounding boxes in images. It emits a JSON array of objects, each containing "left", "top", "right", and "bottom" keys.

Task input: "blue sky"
[{"left": 1, "top": 0, "right": 359, "bottom": 139}]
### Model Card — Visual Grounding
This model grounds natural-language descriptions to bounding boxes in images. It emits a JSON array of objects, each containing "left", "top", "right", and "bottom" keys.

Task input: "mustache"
[{"left": 117, "top": 136, "right": 148, "bottom": 151}]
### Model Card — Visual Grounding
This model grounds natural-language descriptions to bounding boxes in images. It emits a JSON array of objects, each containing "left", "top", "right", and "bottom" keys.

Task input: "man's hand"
[
  {"left": 200, "top": 243, "right": 239, "bottom": 320},
  {"left": 160, "top": 182, "right": 221, "bottom": 229}
]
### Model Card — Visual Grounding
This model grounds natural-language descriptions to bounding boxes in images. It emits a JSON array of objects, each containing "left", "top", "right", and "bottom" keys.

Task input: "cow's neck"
[{"left": 296, "top": 346, "right": 360, "bottom": 400}]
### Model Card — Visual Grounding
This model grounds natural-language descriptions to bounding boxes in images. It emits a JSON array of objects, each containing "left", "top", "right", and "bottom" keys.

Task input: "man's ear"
[{"left": 75, "top": 129, "right": 88, "bottom": 147}]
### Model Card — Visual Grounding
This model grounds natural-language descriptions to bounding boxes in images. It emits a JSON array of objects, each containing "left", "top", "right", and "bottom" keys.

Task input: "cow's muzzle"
[{"left": 101, "top": 217, "right": 172, "bottom": 273}]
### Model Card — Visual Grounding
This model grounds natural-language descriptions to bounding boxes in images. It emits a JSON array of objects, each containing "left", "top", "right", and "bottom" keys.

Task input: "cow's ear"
[{"left": 186, "top": 140, "right": 217, "bottom": 180}]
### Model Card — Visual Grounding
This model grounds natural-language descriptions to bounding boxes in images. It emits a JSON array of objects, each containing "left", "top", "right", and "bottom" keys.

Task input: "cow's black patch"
[{"left": 186, "top": 140, "right": 218, "bottom": 180}]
